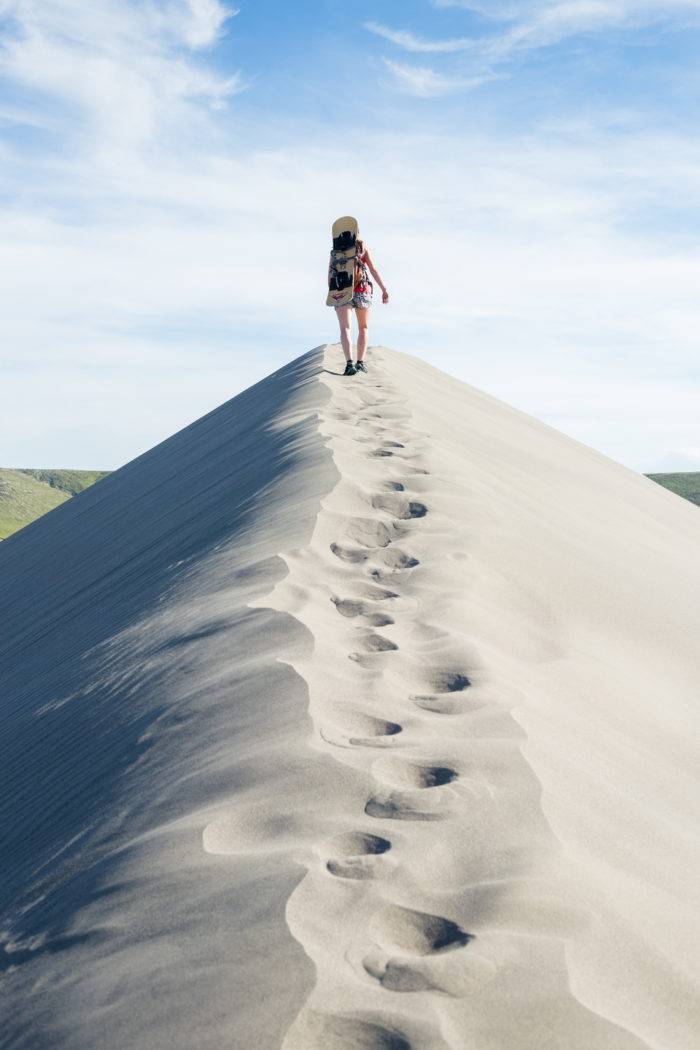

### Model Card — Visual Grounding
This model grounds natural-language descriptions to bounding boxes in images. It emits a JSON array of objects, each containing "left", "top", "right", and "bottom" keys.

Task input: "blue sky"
[{"left": 1, "top": 0, "right": 699, "bottom": 472}]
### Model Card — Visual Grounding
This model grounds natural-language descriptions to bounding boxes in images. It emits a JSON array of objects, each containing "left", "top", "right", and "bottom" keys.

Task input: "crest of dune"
[{"left": 1, "top": 346, "right": 698, "bottom": 1049}]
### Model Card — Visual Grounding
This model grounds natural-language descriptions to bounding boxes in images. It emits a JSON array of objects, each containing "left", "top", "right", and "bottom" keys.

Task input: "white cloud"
[
  {"left": 434, "top": 0, "right": 700, "bottom": 15},
  {"left": 377, "top": 1, "right": 700, "bottom": 84},
  {"left": 475, "top": 1, "right": 700, "bottom": 60},
  {"left": 365, "top": 20, "right": 475, "bottom": 53},
  {"left": 381, "top": 58, "right": 492, "bottom": 96},
  {"left": 434, "top": 0, "right": 700, "bottom": 41},
  {"left": 2, "top": 118, "right": 700, "bottom": 471},
  {"left": 0, "top": 0, "right": 242, "bottom": 160},
  {"left": 179, "top": 0, "right": 238, "bottom": 48}
]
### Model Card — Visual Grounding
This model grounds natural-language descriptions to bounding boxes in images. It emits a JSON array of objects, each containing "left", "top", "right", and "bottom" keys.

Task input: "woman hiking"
[{"left": 328, "top": 226, "right": 389, "bottom": 376}]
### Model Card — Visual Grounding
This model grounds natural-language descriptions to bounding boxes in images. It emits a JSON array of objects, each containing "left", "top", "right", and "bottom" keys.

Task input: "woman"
[{"left": 329, "top": 234, "right": 389, "bottom": 376}]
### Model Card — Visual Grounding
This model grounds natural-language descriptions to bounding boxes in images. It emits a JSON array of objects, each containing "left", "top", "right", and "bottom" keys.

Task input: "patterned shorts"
[{"left": 334, "top": 288, "right": 373, "bottom": 311}]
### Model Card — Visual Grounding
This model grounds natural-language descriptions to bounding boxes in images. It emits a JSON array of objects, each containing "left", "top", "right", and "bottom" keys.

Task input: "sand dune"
[{"left": 1, "top": 346, "right": 698, "bottom": 1048}]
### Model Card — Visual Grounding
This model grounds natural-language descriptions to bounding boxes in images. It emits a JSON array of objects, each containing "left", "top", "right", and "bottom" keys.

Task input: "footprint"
[
  {"left": 369, "top": 449, "right": 394, "bottom": 458},
  {"left": 384, "top": 481, "right": 404, "bottom": 492},
  {"left": 411, "top": 671, "right": 471, "bottom": 711},
  {"left": 423, "top": 671, "right": 471, "bottom": 693},
  {"left": 361, "top": 908, "right": 474, "bottom": 996},
  {"left": 358, "top": 634, "right": 399, "bottom": 653},
  {"left": 325, "top": 831, "right": 392, "bottom": 880},
  {"left": 382, "top": 441, "right": 405, "bottom": 448},
  {"left": 349, "top": 719, "right": 402, "bottom": 747},
  {"left": 354, "top": 584, "right": 399, "bottom": 601},
  {"left": 371, "top": 495, "right": 428, "bottom": 520},
  {"left": 407, "top": 502, "right": 427, "bottom": 518},
  {"left": 331, "top": 543, "right": 367, "bottom": 564},
  {"left": 365, "top": 613, "right": 395, "bottom": 628},
  {"left": 375, "top": 549, "right": 419, "bottom": 570},
  {"left": 344, "top": 518, "right": 393, "bottom": 549},
  {"left": 374, "top": 758, "right": 457, "bottom": 789},
  {"left": 332, "top": 598, "right": 368, "bottom": 617},
  {"left": 321, "top": 713, "right": 402, "bottom": 749},
  {"left": 364, "top": 793, "right": 444, "bottom": 822},
  {"left": 371, "top": 905, "right": 472, "bottom": 955},
  {"left": 331, "top": 597, "right": 395, "bottom": 627}
]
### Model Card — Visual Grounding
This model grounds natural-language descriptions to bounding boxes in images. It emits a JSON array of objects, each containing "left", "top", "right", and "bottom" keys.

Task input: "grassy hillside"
[
  {"left": 0, "top": 469, "right": 109, "bottom": 540},
  {"left": 19, "top": 468, "right": 109, "bottom": 497},
  {"left": 646, "top": 472, "right": 700, "bottom": 507}
]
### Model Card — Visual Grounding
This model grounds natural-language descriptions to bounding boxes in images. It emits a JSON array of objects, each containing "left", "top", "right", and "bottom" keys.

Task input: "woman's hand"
[{"left": 382, "top": 289, "right": 389, "bottom": 304}]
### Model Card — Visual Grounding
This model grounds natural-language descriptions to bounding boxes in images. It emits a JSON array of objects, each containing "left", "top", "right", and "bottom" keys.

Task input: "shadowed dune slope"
[
  {"left": 0, "top": 348, "right": 339, "bottom": 1049},
  {"left": 1, "top": 345, "right": 698, "bottom": 1050}
]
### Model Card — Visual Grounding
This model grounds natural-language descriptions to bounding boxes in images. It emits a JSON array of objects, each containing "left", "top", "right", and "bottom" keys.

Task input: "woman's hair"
[{"left": 356, "top": 237, "right": 364, "bottom": 254}]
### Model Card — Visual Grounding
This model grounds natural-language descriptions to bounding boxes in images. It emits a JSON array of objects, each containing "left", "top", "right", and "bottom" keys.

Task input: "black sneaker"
[
  {"left": 356, "top": 361, "right": 368, "bottom": 374},
  {"left": 343, "top": 360, "right": 357, "bottom": 376}
]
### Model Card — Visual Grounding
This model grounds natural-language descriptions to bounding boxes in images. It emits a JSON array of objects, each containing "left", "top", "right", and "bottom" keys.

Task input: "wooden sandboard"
[{"left": 326, "top": 215, "right": 358, "bottom": 307}]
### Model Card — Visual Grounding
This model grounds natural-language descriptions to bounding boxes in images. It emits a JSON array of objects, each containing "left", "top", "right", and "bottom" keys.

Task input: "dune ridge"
[
  {"left": 1, "top": 345, "right": 698, "bottom": 1048},
  {"left": 224, "top": 345, "right": 677, "bottom": 1049}
]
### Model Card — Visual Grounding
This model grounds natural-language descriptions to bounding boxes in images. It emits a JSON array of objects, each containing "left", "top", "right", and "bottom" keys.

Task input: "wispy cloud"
[
  {"left": 381, "top": 58, "right": 493, "bottom": 96},
  {"left": 365, "top": 20, "right": 474, "bottom": 53},
  {"left": 469, "top": 1, "right": 700, "bottom": 60},
  {"left": 433, "top": 0, "right": 700, "bottom": 14},
  {"left": 0, "top": 0, "right": 242, "bottom": 160},
  {"left": 177, "top": 0, "right": 238, "bottom": 48},
  {"left": 375, "top": 1, "right": 700, "bottom": 94},
  {"left": 434, "top": 0, "right": 700, "bottom": 44}
]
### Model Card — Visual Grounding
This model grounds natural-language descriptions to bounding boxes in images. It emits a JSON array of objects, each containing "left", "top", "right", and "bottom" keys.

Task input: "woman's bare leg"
[
  {"left": 336, "top": 306, "right": 353, "bottom": 360},
  {"left": 355, "top": 307, "right": 370, "bottom": 361}
]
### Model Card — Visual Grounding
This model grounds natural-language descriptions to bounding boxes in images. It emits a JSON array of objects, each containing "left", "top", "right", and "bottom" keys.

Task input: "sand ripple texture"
[
  {"left": 209, "top": 346, "right": 700, "bottom": 1050},
  {"left": 2, "top": 345, "right": 698, "bottom": 1050}
]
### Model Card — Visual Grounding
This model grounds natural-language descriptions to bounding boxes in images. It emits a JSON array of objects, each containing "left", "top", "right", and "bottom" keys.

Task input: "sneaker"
[
  {"left": 356, "top": 361, "right": 368, "bottom": 374},
  {"left": 343, "top": 360, "right": 357, "bottom": 376}
]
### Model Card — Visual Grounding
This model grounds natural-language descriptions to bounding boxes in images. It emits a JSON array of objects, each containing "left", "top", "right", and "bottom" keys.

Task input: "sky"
[{"left": 1, "top": 0, "right": 699, "bottom": 473}]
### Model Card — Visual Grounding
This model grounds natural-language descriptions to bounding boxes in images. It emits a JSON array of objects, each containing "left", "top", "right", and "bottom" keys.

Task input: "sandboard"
[{"left": 326, "top": 215, "right": 358, "bottom": 307}]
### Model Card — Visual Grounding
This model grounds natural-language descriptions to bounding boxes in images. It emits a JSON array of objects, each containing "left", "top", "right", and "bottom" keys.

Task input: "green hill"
[
  {"left": 646, "top": 472, "right": 700, "bottom": 507},
  {"left": 18, "top": 468, "right": 109, "bottom": 498},
  {"left": 0, "top": 469, "right": 109, "bottom": 540}
]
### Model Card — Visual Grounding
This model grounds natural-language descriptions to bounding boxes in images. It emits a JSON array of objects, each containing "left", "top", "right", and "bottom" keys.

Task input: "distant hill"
[
  {"left": 646, "top": 472, "right": 700, "bottom": 506},
  {"left": 0, "top": 468, "right": 109, "bottom": 540}
]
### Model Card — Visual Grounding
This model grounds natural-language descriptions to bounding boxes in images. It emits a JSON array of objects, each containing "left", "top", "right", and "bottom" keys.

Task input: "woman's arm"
[{"left": 364, "top": 248, "right": 389, "bottom": 303}]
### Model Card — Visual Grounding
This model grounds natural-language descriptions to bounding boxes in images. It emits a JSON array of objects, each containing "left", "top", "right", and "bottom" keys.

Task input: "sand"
[{"left": 1, "top": 345, "right": 698, "bottom": 1049}]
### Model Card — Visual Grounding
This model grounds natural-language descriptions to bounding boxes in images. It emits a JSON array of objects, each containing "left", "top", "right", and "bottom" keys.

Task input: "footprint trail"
[{"left": 212, "top": 345, "right": 652, "bottom": 1050}]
